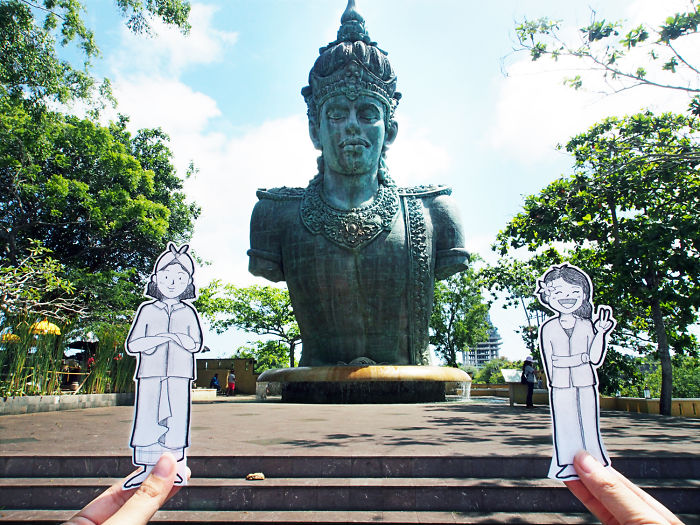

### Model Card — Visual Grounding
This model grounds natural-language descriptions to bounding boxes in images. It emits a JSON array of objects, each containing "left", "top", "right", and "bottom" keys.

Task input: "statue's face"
[{"left": 313, "top": 94, "right": 395, "bottom": 177}]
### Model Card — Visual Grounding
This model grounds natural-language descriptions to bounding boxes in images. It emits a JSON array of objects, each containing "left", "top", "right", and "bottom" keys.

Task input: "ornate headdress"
[{"left": 301, "top": 0, "right": 401, "bottom": 126}]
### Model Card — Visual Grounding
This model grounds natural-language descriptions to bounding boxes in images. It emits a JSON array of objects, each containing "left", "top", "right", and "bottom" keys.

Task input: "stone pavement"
[{"left": 1, "top": 398, "right": 699, "bottom": 459}]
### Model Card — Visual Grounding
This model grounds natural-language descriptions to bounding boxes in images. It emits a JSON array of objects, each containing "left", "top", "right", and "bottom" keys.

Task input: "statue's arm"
[
  {"left": 429, "top": 194, "right": 470, "bottom": 280},
  {"left": 248, "top": 197, "right": 285, "bottom": 282}
]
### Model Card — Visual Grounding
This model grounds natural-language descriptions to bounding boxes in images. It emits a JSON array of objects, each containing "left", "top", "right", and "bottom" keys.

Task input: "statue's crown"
[{"left": 301, "top": 0, "right": 401, "bottom": 124}]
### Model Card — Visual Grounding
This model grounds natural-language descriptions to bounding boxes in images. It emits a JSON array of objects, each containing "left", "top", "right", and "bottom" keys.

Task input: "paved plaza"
[{"left": 1, "top": 397, "right": 698, "bottom": 459}]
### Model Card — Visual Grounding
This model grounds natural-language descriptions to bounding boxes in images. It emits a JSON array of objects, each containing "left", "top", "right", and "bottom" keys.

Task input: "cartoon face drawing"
[
  {"left": 544, "top": 278, "right": 585, "bottom": 315},
  {"left": 153, "top": 263, "right": 192, "bottom": 299}
]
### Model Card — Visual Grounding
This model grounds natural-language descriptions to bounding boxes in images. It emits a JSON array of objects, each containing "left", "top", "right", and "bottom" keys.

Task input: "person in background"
[
  {"left": 522, "top": 356, "right": 536, "bottom": 408},
  {"left": 226, "top": 370, "right": 235, "bottom": 396},
  {"left": 209, "top": 373, "right": 220, "bottom": 393}
]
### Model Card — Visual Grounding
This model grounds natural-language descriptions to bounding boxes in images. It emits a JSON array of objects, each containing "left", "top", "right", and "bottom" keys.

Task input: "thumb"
[
  {"left": 572, "top": 451, "right": 669, "bottom": 525},
  {"left": 104, "top": 453, "right": 178, "bottom": 525}
]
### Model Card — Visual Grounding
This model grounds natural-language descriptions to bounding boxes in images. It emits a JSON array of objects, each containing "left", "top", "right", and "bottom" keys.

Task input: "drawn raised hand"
[{"left": 593, "top": 305, "right": 616, "bottom": 334}]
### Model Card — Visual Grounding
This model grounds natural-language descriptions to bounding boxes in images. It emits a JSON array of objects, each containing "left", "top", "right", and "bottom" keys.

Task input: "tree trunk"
[
  {"left": 289, "top": 341, "right": 296, "bottom": 368},
  {"left": 650, "top": 297, "right": 672, "bottom": 415}
]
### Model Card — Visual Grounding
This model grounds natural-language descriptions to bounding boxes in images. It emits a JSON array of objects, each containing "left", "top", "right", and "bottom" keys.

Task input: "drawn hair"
[
  {"left": 538, "top": 264, "right": 593, "bottom": 319},
  {"left": 146, "top": 261, "right": 196, "bottom": 301}
]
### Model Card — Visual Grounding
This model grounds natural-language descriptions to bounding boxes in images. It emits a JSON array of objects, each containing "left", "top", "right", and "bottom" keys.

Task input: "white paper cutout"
[
  {"left": 535, "top": 263, "right": 616, "bottom": 480},
  {"left": 123, "top": 243, "right": 203, "bottom": 489}
]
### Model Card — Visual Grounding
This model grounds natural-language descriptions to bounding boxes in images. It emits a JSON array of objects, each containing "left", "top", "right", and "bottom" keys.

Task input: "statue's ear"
[
  {"left": 309, "top": 121, "right": 322, "bottom": 150},
  {"left": 385, "top": 120, "right": 398, "bottom": 146}
]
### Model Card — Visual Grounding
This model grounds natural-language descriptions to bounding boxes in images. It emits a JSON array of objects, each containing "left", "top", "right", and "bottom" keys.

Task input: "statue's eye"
[
  {"left": 327, "top": 109, "right": 347, "bottom": 120},
  {"left": 359, "top": 107, "right": 381, "bottom": 122}
]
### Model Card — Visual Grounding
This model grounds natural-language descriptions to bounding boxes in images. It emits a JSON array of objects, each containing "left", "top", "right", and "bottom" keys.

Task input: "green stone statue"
[{"left": 248, "top": 0, "right": 468, "bottom": 366}]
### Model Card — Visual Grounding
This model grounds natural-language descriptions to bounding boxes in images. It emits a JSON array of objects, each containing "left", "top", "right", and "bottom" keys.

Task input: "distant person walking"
[
  {"left": 522, "top": 356, "right": 536, "bottom": 408},
  {"left": 227, "top": 371, "right": 235, "bottom": 396}
]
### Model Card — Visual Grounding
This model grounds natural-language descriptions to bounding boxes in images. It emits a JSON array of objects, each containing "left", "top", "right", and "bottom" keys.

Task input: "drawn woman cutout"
[
  {"left": 124, "top": 243, "right": 202, "bottom": 488},
  {"left": 536, "top": 263, "right": 615, "bottom": 480}
]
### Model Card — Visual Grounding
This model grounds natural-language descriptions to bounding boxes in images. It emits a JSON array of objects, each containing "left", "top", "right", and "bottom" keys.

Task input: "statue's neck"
[{"left": 321, "top": 169, "right": 379, "bottom": 210}]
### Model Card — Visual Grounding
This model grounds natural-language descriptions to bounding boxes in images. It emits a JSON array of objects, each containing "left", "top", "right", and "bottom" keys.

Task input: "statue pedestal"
[{"left": 256, "top": 366, "right": 471, "bottom": 403}]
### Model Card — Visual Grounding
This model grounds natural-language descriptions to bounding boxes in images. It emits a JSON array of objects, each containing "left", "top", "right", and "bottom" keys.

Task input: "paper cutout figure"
[
  {"left": 123, "top": 243, "right": 203, "bottom": 489},
  {"left": 535, "top": 263, "right": 615, "bottom": 480}
]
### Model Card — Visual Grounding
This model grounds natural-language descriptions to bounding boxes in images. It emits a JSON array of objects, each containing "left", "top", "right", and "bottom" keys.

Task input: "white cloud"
[
  {"left": 110, "top": 75, "right": 221, "bottom": 134},
  {"left": 184, "top": 115, "right": 317, "bottom": 289},
  {"left": 487, "top": 0, "right": 699, "bottom": 165},
  {"left": 389, "top": 118, "right": 451, "bottom": 186},
  {"left": 112, "top": 3, "right": 238, "bottom": 76}
]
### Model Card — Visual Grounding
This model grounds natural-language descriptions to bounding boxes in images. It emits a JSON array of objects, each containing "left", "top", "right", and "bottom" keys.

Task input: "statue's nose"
[{"left": 345, "top": 111, "right": 360, "bottom": 133}]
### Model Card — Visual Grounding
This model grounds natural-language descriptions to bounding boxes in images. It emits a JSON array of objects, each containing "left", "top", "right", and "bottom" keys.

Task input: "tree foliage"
[
  {"left": 233, "top": 340, "right": 292, "bottom": 374},
  {"left": 481, "top": 250, "right": 561, "bottom": 354},
  {"left": 0, "top": 0, "right": 190, "bottom": 106},
  {"left": 196, "top": 283, "right": 301, "bottom": 369},
  {"left": 515, "top": 3, "right": 700, "bottom": 115},
  {"left": 599, "top": 353, "right": 700, "bottom": 398},
  {"left": 430, "top": 265, "right": 491, "bottom": 368},
  {"left": 0, "top": 102, "right": 199, "bottom": 320},
  {"left": 0, "top": 0, "right": 198, "bottom": 328},
  {"left": 472, "top": 357, "right": 521, "bottom": 384},
  {"left": 0, "top": 240, "right": 84, "bottom": 324},
  {"left": 494, "top": 111, "right": 700, "bottom": 415}
]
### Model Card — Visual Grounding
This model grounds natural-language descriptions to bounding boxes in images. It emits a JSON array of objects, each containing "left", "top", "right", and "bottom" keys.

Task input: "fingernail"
[
  {"left": 575, "top": 450, "right": 597, "bottom": 474},
  {"left": 152, "top": 453, "right": 175, "bottom": 479}
]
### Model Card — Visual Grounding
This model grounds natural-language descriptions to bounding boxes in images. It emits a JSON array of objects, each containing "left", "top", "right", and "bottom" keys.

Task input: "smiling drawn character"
[
  {"left": 124, "top": 243, "right": 202, "bottom": 488},
  {"left": 536, "top": 263, "right": 615, "bottom": 480}
]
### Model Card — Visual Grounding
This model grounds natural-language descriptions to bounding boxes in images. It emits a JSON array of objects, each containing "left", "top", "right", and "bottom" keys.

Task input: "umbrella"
[
  {"left": 1, "top": 333, "right": 21, "bottom": 344},
  {"left": 30, "top": 319, "right": 61, "bottom": 336}
]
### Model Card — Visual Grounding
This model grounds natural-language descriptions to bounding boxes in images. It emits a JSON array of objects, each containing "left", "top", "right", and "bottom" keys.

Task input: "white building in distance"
[{"left": 463, "top": 322, "right": 502, "bottom": 368}]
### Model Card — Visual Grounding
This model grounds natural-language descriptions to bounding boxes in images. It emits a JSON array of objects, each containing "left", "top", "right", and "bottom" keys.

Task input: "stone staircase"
[{"left": 0, "top": 455, "right": 698, "bottom": 523}]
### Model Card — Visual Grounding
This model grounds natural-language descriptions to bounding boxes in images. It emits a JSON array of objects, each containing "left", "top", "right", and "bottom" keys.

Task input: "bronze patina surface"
[{"left": 248, "top": 1, "right": 469, "bottom": 368}]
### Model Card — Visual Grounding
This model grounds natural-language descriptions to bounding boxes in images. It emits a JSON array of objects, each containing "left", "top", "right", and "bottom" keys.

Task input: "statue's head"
[{"left": 302, "top": 1, "right": 401, "bottom": 179}]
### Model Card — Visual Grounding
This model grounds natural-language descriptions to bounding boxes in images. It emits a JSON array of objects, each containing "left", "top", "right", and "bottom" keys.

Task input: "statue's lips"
[{"left": 340, "top": 139, "right": 370, "bottom": 148}]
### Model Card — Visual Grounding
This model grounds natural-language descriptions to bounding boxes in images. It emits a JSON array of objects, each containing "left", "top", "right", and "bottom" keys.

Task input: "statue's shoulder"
[
  {"left": 256, "top": 186, "right": 305, "bottom": 201},
  {"left": 398, "top": 184, "right": 452, "bottom": 198}
]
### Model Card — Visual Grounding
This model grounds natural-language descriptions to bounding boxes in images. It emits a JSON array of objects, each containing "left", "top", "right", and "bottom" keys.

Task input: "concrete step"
[
  {"left": 2, "top": 455, "right": 699, "bottom": 479},
  {"left": 0, "top": 509, "right": 603, "bottom": 524},
  {"left": 2, "top": 510, "right": 700, "bottom": 524},
  {"left": 1, "top": 477, "right": 698, "bottom": 514}
]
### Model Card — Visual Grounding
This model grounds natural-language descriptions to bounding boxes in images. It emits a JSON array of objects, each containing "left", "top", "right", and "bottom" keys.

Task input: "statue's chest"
[{"left": 282, "top": 208, "right": 410, "bottom": 294}]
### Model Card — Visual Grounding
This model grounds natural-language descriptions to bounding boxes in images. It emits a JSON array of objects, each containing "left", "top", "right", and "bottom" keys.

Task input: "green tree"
[
  {"left": 669, "top": 355, "right": 700, "bottom": 398},
  {"left": 514, "top": 4, "right": 700, "bottom": 115},
  {"left": 473, "top": 357, "right": 521, "bottom": 384},
  {"left": 495, "top": 111, "right": 700, "bottom": 415},
  {"left": 0, "top": 0, "right": 190, "bottom": 106},
  {"left": 430, "top": 265, "right": 491, "bottom": 368},
  {"left": 0, "top": 103, "right": 199, "bottom": 320},
  {"left": 1, "top": 0, "right": 197, "bottom": 324},
  {"left": 0, "top": 241, "right": 84, "bottom": 325},
  {"left": 197, "top": 283, "right": 301, "bottom": 369},
  {"left": 233, "top": 340, "right": 292, "bottom": 374},
  {"left": 481, "top": 250, "right": 562, "bottom": 355}
]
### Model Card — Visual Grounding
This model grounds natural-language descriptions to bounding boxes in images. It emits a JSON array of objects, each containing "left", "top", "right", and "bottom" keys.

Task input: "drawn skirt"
[{"left": 131, "top": 376, "right": 191, "bottom": 464}]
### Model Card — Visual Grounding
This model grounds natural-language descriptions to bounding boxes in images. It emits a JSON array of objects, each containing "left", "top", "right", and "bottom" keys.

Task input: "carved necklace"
[{"left": 300, "top": 176, "right": 399, "bottom": 250}]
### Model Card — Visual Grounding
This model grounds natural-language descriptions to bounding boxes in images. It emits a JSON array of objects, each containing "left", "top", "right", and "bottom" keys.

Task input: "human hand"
[
  {"left": 565, "top": 450, "right": 682, "bottom": 525},
  {"left": 594, "top": 305, "right": 616, "bottom": 334},
  {"left": 62, "top": 453, "right": 189, "bottom": 525}
]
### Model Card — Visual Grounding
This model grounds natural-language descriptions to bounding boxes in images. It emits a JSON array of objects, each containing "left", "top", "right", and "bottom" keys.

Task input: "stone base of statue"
[{"left": 256, "top": 366, "right": 471, "bottom": 404}]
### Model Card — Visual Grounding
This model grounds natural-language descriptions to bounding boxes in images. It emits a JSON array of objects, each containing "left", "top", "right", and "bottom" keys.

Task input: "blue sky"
[{"left": 76, "top": 0, "right": 698, "bottom": 361}]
